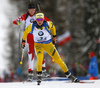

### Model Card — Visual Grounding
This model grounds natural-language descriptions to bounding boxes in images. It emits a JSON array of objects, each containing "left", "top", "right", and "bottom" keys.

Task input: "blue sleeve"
[{"left": 88, "top": 62, "right": 96, "bottom": 73}]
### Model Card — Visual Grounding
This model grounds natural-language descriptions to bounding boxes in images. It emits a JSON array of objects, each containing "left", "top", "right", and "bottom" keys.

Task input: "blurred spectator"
[
  {"left": 1, "top": 67, "right": 23, "bottom": 82},
  {"left": 0, "top": 77, "right": 3, "bottom": 82},
  {"left": 88, "top": 51, "right": 98, "bottom": 80},
  {"left": 16, "top": 67, "right": 23, "bottom": 76}
]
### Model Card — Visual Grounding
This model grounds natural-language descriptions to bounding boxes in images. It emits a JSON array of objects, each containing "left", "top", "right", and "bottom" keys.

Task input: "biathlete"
[
  {"left": 22, "top": 12, "right": 79, "bottom": 85},
  {"left": 13, "top": 2, "right": 50, "bottom": 81}
]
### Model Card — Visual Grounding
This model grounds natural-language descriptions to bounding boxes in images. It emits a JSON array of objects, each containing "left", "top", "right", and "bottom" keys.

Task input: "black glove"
[
  {"left": 21, "top": 39, "right": 26, "bottom": 48},
  {"left": 52, "top": 35, "right": 57, "bottom": 45}
]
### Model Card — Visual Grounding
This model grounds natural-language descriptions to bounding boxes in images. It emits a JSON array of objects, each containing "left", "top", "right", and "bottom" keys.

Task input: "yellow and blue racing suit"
[{"left": 22, "top": 21, "right": 69, "bottom": 73}]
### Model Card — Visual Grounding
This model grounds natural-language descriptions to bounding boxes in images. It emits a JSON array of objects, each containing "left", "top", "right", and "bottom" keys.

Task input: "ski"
[
  {"left": 79, "top": 81, "right": 95, "bottom": 83},
  {"left": 22, "top": 79, "right": 37, "bottom": 84},
  {"left": 23, "top": 80, "right": 33, "bottom": 84},
  {"left": 65, "top": 80, "right": 95, "bottom": 83}
]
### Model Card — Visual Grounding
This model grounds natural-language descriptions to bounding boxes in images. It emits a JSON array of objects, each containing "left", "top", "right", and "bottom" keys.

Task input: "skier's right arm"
[
  {"left": 13, "top": 13, "right": 27, "bottom": 25},
  {"left": 21, "top": 24, "right": 32, "bottom": 48},
  {"left": 22, "top": 24, "right": 32, "bottom": 41}
]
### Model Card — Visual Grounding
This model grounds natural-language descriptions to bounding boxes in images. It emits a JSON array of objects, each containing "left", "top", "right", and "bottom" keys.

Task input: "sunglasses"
[{"left": 36, "top": 18, "right": 44, "bottom": 21}]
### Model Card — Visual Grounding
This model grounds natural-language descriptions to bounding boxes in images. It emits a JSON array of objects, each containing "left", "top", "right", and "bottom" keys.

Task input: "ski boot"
[
  {"left": 42, "top": 68, "right": 50, "bottom": 78},
  {"left": 27, "top": 71, "right": 33, "bottom": 82},
  {"left": 37, "top": 72, "right": 42, "bottom": 85},
  {"left": 65, "top": 71, "right": 79, "bottom": 82}
]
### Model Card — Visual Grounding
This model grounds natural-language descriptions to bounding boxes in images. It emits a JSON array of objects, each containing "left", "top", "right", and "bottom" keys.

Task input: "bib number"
[{"left": 36, "top": 37, "right": 47, "bottom": 42}]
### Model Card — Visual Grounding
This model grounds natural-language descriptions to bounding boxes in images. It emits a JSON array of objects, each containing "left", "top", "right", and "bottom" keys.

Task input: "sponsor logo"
[
  {"left": 30, "top": 19, "right": 34, "bottom": 23},
  {"left": 38, "top": 31, "right": 44, "bottom": 36}
]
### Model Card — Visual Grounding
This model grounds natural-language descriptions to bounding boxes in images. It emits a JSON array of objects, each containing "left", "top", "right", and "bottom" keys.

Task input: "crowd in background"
[
  {"left": 1, "top": 52, "right": 100, "bottom": 82},
  {"left": 0, "top": 67, "right": 23, "bottom": 82},
  {"left": 0, "top": 62, "right": 89, "bottom": 82}
]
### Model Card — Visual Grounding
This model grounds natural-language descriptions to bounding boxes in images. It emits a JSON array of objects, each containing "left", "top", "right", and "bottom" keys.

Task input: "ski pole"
[
  {"left": 75, "top": 62, "right": 95, "bottom": 77},
  {"left": 17, "top": 25, "right": 21, "bottom": 61},
  {"left": 20, "top": 48, "right": 24, "bottom": 65},
  {"left": 18, "top": 25, "right": 21, "bottom": 49},
  {"left": 75, "top": 62, "right": 88, "bottom": 73},
  {"left": 36, "top": 0, "right": 41, "bottom": 12}
]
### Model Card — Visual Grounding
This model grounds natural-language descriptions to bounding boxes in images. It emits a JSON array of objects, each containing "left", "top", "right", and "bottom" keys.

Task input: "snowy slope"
[{"left": 0, "top": 80, "right": 100, "bottom": 88}]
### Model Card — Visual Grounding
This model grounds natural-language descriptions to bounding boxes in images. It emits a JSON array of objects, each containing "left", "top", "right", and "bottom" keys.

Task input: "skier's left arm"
[{"left": 49, "top": 22, "right": 57, "bottom": 44}]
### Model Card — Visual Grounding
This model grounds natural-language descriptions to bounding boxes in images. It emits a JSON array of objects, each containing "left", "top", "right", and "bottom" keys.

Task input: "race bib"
[{"left": 36, "top": 37, "right": 47, "bottom": 42}]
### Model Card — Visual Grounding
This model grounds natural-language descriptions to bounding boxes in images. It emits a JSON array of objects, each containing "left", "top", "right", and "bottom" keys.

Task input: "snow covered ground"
[{"left": 0, "top": 80, "right": 100, "bottom": 88}]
